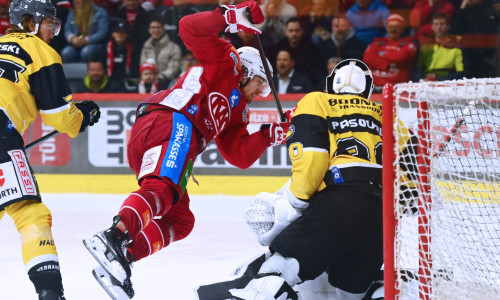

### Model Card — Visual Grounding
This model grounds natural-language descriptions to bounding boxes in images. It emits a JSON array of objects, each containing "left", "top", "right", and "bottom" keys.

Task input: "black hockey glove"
[{"left": 76, "top": 100, "right": 101, "bottom": 132}]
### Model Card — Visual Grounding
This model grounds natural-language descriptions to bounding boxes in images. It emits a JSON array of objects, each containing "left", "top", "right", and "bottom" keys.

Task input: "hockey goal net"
[{"left": 382, "top": 78, "right": 500, "bottom": 300}]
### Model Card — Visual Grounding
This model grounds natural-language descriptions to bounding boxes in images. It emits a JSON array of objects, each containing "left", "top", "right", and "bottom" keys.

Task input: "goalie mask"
[
  {"left": 9, "top": 0, "right": 61, "bottom": 35},
  {"left": 237, "top": 46, "right": 272, "bottom": 97},
  {"left": 326, "top": 59, "right": 374, "bottom": 99}
]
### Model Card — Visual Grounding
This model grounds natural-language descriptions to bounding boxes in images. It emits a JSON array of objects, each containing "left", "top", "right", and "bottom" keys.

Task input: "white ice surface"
[{"left": 0, "top": 194, "right": 269, "bottom": 300}]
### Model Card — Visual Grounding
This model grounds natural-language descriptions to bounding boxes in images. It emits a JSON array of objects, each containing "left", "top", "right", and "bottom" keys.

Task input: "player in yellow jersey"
[
  {"left": 231, "top": 59, "right": 385, "bottom": 300},
  {"left": 0, "top": 0, "right": 100, "bottom": 299}
]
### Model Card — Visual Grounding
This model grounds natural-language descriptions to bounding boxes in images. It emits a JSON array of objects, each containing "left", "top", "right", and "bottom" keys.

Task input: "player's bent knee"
[
  {"left": 14, "top": 202, "right": 58, "bottom": 263},
  {"left": 140, "top": 176, "right": 179, "bottom": 214}
]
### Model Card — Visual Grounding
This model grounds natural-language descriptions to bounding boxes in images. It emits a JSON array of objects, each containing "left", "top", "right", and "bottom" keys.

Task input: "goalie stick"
[{"left": 194, "top": 252, "right": 269, "bottom": 300}]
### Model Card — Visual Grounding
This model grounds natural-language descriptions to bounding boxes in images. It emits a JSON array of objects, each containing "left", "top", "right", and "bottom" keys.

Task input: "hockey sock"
[
  {"left": 118, "top": 191, "right": 163, "bottom": 237},
  {"left": 118, "top": 179, "right": 177, "bottom": 237},
  {"left": 28, "top": 261, "right": 64, "bottom": 295},
  {"left": 129, "top": 219, "right": 173, "bottom": 261}
]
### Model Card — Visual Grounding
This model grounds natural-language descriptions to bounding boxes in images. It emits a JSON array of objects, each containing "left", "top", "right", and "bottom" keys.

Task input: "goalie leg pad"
[
  {"left": 259, "top": 253, "right": 301, "bottom": 286},
  {"left": 229, "top": 273, "right": 299, "bottom": 300}
]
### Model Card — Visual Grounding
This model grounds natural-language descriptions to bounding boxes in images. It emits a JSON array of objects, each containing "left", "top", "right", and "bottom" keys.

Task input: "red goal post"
[{"left": 382, "top": 79, "right": 500, "bottom": 300}]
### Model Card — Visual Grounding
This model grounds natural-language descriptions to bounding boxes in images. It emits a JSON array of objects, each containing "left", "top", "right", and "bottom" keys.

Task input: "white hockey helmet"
[
  {"left": 237, "top": 46, "right": 273, "bottom": 97},
  {"left": 9, "top": 0, "right": 61, "bottom": 35},
  {"left": 326, "top": 59, "right": 374, "bottom": 99}
]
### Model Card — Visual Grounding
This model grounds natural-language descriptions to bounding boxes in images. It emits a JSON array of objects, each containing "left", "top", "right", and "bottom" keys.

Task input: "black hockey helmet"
[{"left": 9, "top": 0, "right": 60, "bottom": 35}]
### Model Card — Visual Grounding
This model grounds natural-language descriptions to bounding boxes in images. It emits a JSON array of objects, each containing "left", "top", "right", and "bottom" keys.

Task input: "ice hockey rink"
[{"left": 0, "top": 193, "right": 272, "bottom": 300}]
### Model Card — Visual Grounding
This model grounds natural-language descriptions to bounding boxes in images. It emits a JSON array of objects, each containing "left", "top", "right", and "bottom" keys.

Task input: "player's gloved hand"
[
  {"left": 284, "top": 106, "right": 296, "bottom": 122},
  {"left": 263, "top": 122, "right": 289, "bottom": 146},
  {"left": 221, "top": 1, "right": 265, "bottom": 34},
  {"left": 75, "top": 100, "right": 101, "bottom": 132}
]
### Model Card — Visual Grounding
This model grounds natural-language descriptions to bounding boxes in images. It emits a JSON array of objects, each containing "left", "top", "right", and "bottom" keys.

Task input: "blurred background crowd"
[{"left": 2, "top": 0, "right": 498, "bottom": 94}]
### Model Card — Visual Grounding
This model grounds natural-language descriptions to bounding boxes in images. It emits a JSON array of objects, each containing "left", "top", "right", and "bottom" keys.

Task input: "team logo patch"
[
  {"left": 152, "top": 241, "right": 162, "bottom": 254},
  {"left": 187, "top": 104, "right": 198, "bottom": 116},
  {"left": 142, "top": 211, "right": 151, "bottom": 227},
  {"left": 229, "top": 89, "right": 240, "bottom": 109},
  {"left": 138, "top": 145, "right": 162, "bottom": 180},
  {"left": 208, "top": 92, "right": 231, "bottom": 135},
  {"left": 5, "top": 120, "right": 13, "bottom": 133}
]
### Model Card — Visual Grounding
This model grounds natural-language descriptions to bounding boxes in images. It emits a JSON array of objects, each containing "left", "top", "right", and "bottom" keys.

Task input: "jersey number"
[
  {"left": 335, "top": 137, "right": 382, "bottom": 165},
  {"left": 0, "top": 59, "right": 26, "bottom": 83}
]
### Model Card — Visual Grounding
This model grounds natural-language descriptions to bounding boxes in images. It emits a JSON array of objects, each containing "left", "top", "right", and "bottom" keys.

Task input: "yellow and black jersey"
[
  {"left": 0, "top": 33, "right": 82, "bottom": 138},
  {"left": 286, "top": 91, "right": 384, "bottom": 201}
]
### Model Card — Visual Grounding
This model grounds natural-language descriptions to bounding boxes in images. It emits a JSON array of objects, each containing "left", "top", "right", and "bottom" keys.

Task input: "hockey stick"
[
  {"left": 24, "top": 107, "right": 99, "bottom": 150},
  {"left": 253, "top": 35, "right": 287, "bottom": 122},
  {"left": 433, "top": 100, "right": 477, "bottom": 158},
  {"left": 25, "top": 130, "right": 59, "bottom": 150}
]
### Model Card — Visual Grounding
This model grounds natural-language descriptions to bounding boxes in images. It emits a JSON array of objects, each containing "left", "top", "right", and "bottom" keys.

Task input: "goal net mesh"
[{"left": 390, "top": 78, "right": 500, "bottom": 300}]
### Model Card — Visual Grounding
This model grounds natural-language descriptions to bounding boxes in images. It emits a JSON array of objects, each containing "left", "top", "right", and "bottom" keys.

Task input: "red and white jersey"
[
  {"left": 363, "top": 36, "right": 418, "bottom": 86},
  {"left": 146, "top": 8, "right": 246, "bottom": 144},
  {"left": 142, "top": 8, "right": 270, "bottom": 169}
]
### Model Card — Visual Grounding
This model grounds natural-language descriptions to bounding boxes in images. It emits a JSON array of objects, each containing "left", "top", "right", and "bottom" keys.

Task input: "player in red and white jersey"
[{"left": 83, "top": 2, "right": 290, "bottom": 299}]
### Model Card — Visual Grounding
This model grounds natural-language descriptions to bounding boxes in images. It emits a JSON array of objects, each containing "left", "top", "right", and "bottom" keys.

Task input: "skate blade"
[
  {"left": 93, "top": 266, "right": 131, "bottom": 300},
  {"left": 83, "top": 236, "right": 127, "bottom": 284}
]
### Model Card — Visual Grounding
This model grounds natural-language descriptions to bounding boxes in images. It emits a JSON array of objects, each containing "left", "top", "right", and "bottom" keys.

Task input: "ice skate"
[
  {"left": 38, "top": 290, "right": 66, "bottom": 300},
  {"left": 93, "top": 265, "right": 134, "bottom": 300},
  {"left": 83, "top": 216, "right": 133, "bottom": 285}
]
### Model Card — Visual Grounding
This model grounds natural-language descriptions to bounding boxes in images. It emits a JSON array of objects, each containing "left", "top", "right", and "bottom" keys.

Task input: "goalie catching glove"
[
  {"left": 245, "top": 180, "right": 309, "bottom": 246},
  {"left": 221, "top": 1, "right": 264, "bottom": 34}
]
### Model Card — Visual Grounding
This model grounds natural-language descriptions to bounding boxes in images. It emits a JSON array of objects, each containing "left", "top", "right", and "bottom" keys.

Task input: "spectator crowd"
[{"left": 1, "top": 0, "right": 498, "bottom": 94}]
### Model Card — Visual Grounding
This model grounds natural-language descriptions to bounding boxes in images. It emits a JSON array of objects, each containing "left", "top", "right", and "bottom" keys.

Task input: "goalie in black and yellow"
[
  {"left": 0, "top": 0, "right": 100, "bottom": 299},
  {"left": 232, "top": 59, "right": 385, "bottom": 300}
]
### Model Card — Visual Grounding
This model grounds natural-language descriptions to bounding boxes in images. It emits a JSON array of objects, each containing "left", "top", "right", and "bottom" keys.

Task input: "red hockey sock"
[
  {"left": 118, "top": 191, "right": 162, "bottom": 237},
  {"left": 128, "top": 220, "right": 173, "bottom": 261}
]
